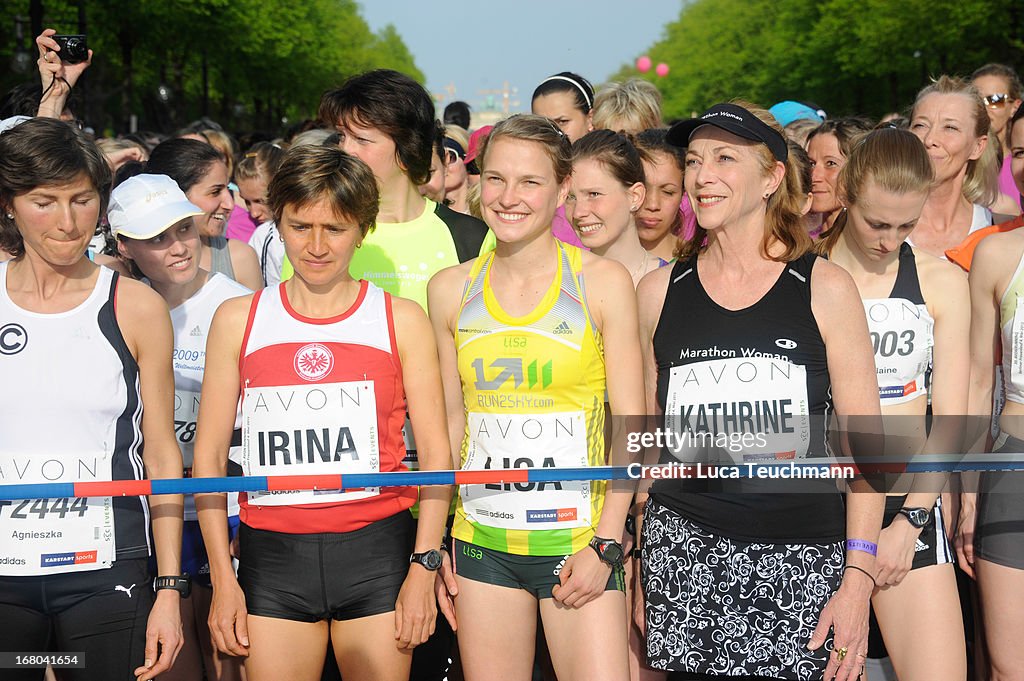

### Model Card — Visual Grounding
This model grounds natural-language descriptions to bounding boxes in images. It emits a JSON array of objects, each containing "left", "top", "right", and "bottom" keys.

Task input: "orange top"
[{"left": 945, "top": 215, "right": 1024, "bottom": 272}]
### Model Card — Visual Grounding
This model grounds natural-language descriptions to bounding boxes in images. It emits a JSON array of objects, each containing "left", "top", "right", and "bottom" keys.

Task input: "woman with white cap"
[{"left": 108, "top": 173, "right": 251, "bottom": 681}]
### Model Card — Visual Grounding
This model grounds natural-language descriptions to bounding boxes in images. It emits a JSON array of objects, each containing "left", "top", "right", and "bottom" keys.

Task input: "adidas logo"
[
  {"left": 190, "top": 325, "right": 203, "bottom": 337},
  {"left": 914, "top": 538, "right": 929, "bottom": 553},
  {"left": 553, "top": 321, "right": 572, "bottom": 335}
]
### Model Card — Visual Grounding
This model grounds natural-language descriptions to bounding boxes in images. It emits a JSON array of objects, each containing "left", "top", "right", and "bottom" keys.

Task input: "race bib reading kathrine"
[{"left": 664, "top": 357, "right": 810, "bottom": 463}]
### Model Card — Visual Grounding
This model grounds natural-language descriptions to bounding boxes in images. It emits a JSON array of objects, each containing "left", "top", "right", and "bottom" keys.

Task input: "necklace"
[{"left": 631, "top": 250, "right": 650, "bottom": 280}]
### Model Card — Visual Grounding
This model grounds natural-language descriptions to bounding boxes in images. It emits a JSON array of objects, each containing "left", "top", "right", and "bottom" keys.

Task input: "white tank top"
[
  {"left": 0, "top": 262, "right": 149, "bottom": 575},
  {"left": 247, "top": 221, "right": 284, "bottom": 287},
  {"left": 169, "top": 272, "right": 250, "bottom": 519}
]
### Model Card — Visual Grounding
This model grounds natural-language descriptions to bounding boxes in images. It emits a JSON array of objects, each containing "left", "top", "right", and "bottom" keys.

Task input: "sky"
[{"left": 359, "top": 0, "right": 683, "bottom": 119}]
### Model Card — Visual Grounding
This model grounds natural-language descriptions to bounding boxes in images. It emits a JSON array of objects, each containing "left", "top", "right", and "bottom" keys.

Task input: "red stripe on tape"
[
  {"left": 455, "top": 470, "right": 531, "bottom": 485},
  {"left": 76, "top": 480, "right": 152, "bottom": 497},
  {"left": 266, "top": 475, "right": 343, "bottom": 492}
]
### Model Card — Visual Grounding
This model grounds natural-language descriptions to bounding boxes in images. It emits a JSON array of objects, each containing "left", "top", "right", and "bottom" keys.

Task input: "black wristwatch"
[
  {"left": 897, "top": 507, "right": 932, "bottom": 529},
  {"left": 154, "top": 574, "right": 192, "bottom": 598},
  {"left": 410, "top": 549, "right": 444, "bottom": 571},
  {"left": 589, "top": 537, "right": 625, "bottom": 568}
]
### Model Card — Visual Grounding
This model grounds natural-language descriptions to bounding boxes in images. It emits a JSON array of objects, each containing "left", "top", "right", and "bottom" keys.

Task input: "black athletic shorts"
[
  {"left": 880, "top": 494, "right": 953, "bottom": 570},
  {"left": 451, "top": 538, "right": 625, "bottom": 600},
  {"left": 237, "top": 510, "right": 415, "bottom": 622},
  {"left": 0, "top": 557, "right": 153, "bottom": 681}
]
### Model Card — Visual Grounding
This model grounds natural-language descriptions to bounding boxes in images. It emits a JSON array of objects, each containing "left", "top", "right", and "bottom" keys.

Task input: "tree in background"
[
  {"left": 618, "top": 0, "right": 1023, "bottom": 121},
  {"left": 0, "top": 0, "right": 423, "bottom": 134}
]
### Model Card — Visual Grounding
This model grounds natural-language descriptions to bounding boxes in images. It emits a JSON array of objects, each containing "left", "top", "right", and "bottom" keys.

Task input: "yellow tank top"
[{"left": 452, "top": 242, "right": 607, "bottom": 556}]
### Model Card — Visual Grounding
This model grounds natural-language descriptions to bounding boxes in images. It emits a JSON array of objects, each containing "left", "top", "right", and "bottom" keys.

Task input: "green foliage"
[
  {"left": 617, "top": 0, "right": 1024, "bottom": 121},
  {"left": 0, "top": 0, "right": 424, "bottom": 134}
]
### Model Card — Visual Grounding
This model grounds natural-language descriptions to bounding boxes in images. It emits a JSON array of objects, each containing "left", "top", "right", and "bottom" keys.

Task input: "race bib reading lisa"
[
  {"left": 665, "top": 357, "right": 810, "bottom": 462},
  {"left": 461, "top": 411, "right": 591, "bottom": 531},
  {"left": 241, "top": 381, "right": 380, "bottom": 506},
  {"left": 0, "top": 450, "right": 115, "bottom": 576}
]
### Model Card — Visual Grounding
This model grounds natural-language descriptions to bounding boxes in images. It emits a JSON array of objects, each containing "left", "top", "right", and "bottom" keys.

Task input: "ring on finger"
[{"left": 835, "top": 646, "right": 848, "bottom": 661}]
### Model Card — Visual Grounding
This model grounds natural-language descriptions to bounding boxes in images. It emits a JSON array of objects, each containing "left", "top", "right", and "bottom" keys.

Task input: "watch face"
[
  {"left": 602, "top": 543, "right": 624, "bottom": 564},
  {"left": 902, "top": 508, "right": 930, "bottom": 528},
  {"left": 419, "top": 550, "right": 443, "bottom": 570}
]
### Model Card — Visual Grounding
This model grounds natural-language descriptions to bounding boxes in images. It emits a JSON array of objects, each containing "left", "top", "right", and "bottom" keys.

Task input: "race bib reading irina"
[
  {"left": 0, "top": 450, "right": 115, "bottom": 576},
  {"left": 664, "top": 357, "right": 810, "bottom": 462},
  {"left": 241, "top": 381, "right": 380, "bottom": 506},
  {"left": 461, "top": 411, "right": 591, "bottom": 531}
]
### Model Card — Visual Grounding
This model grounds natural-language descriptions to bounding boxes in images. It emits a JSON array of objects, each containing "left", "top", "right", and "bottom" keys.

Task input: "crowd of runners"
[{"left": 1, "top": 26, "right": 1023, "bottom": 681}]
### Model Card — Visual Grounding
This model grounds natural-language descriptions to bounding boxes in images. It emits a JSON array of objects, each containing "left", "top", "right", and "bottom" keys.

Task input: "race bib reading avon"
[
  {"left": 461, "top": 411, "right": 591, "bottom": 531},
  {"left": 863, "top": 298, "right": 932, "bottom": 404},
  {"left": 665, "top": 357, "right": 811, "bottom": 462},
  {"left": 241, "top": 381, "right": 380, "bottom": 506},
  {"left": 0, "top": 450, "right": 115, "bottom": 576}
]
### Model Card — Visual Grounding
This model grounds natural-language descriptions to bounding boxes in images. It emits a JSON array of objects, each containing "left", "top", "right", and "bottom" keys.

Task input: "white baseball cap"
[
  {"left": 108, "top": 174, "right": 204, "bottom": 240},
  {"left": 0, "top": 115, "right": 31, "bottom": 134}
]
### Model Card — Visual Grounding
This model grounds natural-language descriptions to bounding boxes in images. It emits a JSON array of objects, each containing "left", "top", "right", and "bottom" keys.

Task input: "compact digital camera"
[{"left": 53, "top": 35, "right": 88, "bottom": 64}]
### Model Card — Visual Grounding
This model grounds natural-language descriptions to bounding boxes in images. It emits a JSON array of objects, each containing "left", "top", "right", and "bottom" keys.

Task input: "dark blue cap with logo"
[{"left": 667, "top": 103, "right": 788, "bottom": 162}]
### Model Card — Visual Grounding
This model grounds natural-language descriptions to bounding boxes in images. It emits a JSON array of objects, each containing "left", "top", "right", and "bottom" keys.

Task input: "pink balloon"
[
  {"left": 636, "top": 56, "right": 652, "bottom": 73},
  {"left": 656, "top": 63, "right": 670, "bottom": 77}
]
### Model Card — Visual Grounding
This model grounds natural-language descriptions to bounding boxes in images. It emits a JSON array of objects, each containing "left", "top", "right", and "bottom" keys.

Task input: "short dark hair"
[
  {"left": 531, "top": 72, "right": 595, "bottom": 114},
  {"left": 571, "top": 129, "right": 647, "bottom": 187},
  {"left": 146, "top": 138, "right": 224, "bottom": 193},
  {"left": 443, "top": 101, "right": 472, "bottom": 129},
  {"left": 634, "top": 127, "right": 685, "bottom": 174},
  {"left": 806, "top": 117, "right": 875, "bottom": 158},
  {"left": 0, "top": 118, "right": 111, "bottom": 257},
  {"left": 268, "top": 145, "right": 379, "bottom": 238},
  {"left": 318, "top": 69, "right": 435, "bottom": 185}
]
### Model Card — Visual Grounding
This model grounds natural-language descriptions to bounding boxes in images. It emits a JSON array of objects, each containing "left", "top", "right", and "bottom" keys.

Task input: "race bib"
[
  {"left": 1010, "top": 296, "right": 1024, "bottom": 393},
  {"left": 863, "top": 298, "right": 933, "bottom": 404},
  {"left": 241, "top": 381, "right": 380, "bottom": 506},
  {"left": 461, "top": 411, "right": 591, "bottom": 531},
  {"left": 174, "top": 389, "right": 201, "bottom": 468},
  {"left": 0, "top": 451, "right": 115, "bottom": 576},
  {"left": 664, "top": 357, "right": 811, "bottom": 462}
]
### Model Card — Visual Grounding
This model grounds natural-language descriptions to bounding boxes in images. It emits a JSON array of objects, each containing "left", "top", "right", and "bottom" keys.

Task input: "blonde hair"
[
  {"left": 235, "top": 142, "right": 285, "bottom": 184},
  {"left": 592, "top": 79, "right": 663, "bottom": 133},
  {"left": 444, "top": 124, "right": 470, "bottom": 154},
  {"left": 912, "top": 75, "right": 994, "bottom": 206},
  {"left": 95, "top": 137, "right": 149, "bottom": 162},
  {"left": 816, "top": 128, "right": 935, "bottom": 254},
  {"left": 676, "top": 100, "right": 811, "bottom": 262},
  {"left": 200, "top": 129, "right": 238, "bottom": 178}
]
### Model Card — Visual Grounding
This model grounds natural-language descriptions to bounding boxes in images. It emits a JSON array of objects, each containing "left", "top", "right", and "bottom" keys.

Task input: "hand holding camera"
[{"left": 34, "top": 28, "right": 92, "bottom": 118}]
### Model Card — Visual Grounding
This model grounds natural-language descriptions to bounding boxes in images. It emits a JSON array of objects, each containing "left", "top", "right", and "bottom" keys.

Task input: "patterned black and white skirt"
[{"left": 641, "top": 501, "right": 844, "bottom": 680}]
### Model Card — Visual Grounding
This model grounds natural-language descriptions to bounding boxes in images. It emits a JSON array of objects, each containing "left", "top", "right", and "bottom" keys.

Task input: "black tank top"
[{"left": 649, "top": 252, "right": 846, "bottom": 543}]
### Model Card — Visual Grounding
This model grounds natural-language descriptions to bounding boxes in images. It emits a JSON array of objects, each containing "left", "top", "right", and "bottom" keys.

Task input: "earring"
[
  {"left": 4, "top": 213, "right": 12, "bottom": 219},
  {"left": 763, "top": 192, "right": 771, "bottom": 199}
]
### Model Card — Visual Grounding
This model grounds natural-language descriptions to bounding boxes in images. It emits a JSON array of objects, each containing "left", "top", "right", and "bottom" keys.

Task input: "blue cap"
[{"left": 769, "top": 101, "right": 824, "bottom": 127}]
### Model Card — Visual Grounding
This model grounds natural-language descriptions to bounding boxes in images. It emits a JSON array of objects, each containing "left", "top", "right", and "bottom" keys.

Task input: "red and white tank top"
[{"left": 236, "top": 280, "right": 415, "bottom": 533}]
